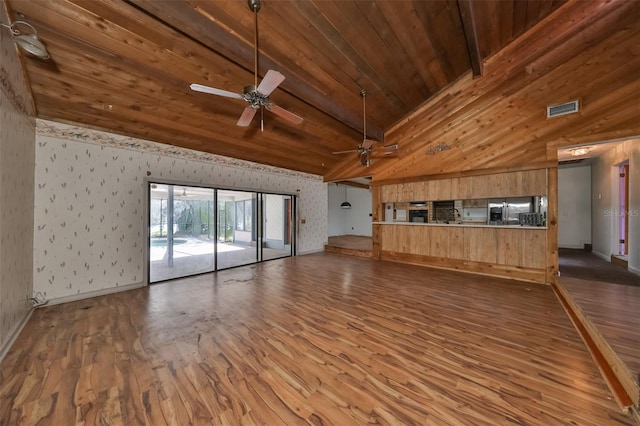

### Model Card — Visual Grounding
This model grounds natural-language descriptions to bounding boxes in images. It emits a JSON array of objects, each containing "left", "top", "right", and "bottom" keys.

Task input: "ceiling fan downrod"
[
  {"left": 189, "top": 0, "right": 303, "bottom": 129},
  {"left": 361, "top": 89, "right": 367, "bottom": 141},
  {"left": 249, "top": 0, "right": 261, "bottom": 88}
]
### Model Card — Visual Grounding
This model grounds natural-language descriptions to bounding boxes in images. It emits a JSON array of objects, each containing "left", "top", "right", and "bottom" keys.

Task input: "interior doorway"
[
  {"left": 556, "top": 139, "right": 639, "bottom": 412},
  {"left": 618, "top": 161, "right": 629, "bottom": 256}
]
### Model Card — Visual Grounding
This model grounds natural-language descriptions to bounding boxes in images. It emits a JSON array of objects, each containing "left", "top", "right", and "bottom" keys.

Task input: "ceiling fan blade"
[
  {"left": 371, "top": 151, "right": 398, "bottom": 157},
  {"left": 267, "top": 103, "right": 303, "bottom": 124},
  {"left": 237, "top": 106, "right": 258, "bottom": 127},
  {"left": 332, "top": 149, "right": 358, "bottom": 154},
  {"left": 190, "top": 84, "right": 243, "bottom": 99},
  {"left": 257, "top": 70, "right": 285, "bottom": 96}
]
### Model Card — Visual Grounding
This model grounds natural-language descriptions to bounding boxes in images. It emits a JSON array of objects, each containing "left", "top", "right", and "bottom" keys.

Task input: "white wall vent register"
[{"left": 547, "top": 100, "right": 579, "bottom": 118}]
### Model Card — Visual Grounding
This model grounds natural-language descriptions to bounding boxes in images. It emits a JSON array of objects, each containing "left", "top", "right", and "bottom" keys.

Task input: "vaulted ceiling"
[{"left": 4, "top": 0, "right": 568, "bottom": 177}]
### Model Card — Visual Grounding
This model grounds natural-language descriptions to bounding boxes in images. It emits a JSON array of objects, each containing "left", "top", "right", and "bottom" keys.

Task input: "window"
[
  {"left": 235, "top": 199, "right": 252, "bottom": 231},
  {"left": 244, "top": 199, "right": 252, "bottom": 231}
]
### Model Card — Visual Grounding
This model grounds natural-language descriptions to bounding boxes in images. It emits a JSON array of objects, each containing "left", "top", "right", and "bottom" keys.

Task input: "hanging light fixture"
[
  {"left": 570, "top": 147, "right": 590, "bottom": 157},
  {"left": 340, "top": 184, "right": 351, "bottom": 209},
  {"left": 1, "top": 20, "right": 50, "bottom": 60}
]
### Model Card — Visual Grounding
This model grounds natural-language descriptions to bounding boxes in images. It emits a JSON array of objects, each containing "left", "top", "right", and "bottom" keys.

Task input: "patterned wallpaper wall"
[
  {"left": 34, "top": 120, "right": 327, "bottom": 301},
  {"left": 0, "top": 2, "right": 36, "bottom": 354}
]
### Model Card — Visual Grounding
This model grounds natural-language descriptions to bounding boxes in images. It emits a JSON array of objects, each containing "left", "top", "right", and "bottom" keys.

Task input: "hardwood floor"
[
  {"left": 559, "top": 248, "right": 640, "bottom": 287},
  {"left": 563, "top": 276, "right": 640, "bottom": 377},
  {"left": 0, "top": 253, "right": 633, "bottom": 425},
  {"left": 325, "top": 235, "right": 372, "bottom": 258},
  {"left": 560, "top": 276, "right": 640, "bottom": 407},
  {"left": 558, "top": 248, "right": 640, "bottom": 410}
]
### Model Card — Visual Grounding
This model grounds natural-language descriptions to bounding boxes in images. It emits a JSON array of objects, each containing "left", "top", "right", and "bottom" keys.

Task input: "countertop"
[{"left": 373, "top": 221, "right": 547, "bottom": 229}]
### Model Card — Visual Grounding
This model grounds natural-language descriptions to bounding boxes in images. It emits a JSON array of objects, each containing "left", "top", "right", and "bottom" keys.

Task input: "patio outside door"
[
  {"left": 149, "top": 184, "right": 215, "bottom": 282},
  {"left": 149, "top": 184, "right": 292, "bottom": 283}
]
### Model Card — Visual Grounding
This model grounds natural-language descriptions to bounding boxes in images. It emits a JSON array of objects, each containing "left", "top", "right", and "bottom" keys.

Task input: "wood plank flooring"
[
  {"left": 325, "top": 236, "right": 373, "bottom": 258},
  {"left": 559, "top": 248, "right": 640, "bottom": 287},
  {"left": 561, "top": 277, "right": 640, "bottom": 401},
  {"left": 0, "top": 253, "right": 633, "bottom": 425},
  {"left": 326, "top": 235, "right": 373, "bottom": 251}
]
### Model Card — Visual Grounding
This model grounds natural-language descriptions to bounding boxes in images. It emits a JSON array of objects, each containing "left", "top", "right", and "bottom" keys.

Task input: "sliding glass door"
[
  {"left": 149, "top": 183, "right": 294, "bottom": 283},
  {"left": 149, "top": 184, "right": 215, "bottom": 282},
  {"left": 262, "top": 194, "right": 294, "bottom": 261},
  {"left": 216, "top": 190, "right": 258, "bottom": 270}
]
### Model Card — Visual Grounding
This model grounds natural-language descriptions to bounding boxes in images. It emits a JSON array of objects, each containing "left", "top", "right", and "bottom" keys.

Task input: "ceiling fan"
[
  {"left": 333, "top": 89, "right": 398, "bottom": 166},
  {"left": 189, "top": 0, "right": 302, "bottom": 131}
]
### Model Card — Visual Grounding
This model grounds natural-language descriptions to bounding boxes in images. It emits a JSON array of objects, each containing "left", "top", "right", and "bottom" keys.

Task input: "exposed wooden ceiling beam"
[
  {"left": 124, "top": 0, "right": 384, "bottom": 141},
  {"left": 457, "top": 0, "right": 483, "bottom": 77},
  {"left": 333, "top": 180, "right": 370, "bottom": 190},
  {"left": 9, "top": 0, "right": 571, "bottom": 177}
]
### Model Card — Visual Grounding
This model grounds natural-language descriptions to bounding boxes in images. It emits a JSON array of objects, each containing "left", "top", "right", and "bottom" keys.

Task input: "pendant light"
[
  {"left": 1, "top": 20, "right": 50, "bottom": 60},
  {"left": 340, "top": 184, "right": 351, "bottom": 209}
]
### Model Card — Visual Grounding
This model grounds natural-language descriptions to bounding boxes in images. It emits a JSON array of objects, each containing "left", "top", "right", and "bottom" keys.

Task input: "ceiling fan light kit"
[
  {"left": 1, "top": 20, "right": 50, "bottom": 60},
  {"left": 189, "top": 0, "right": 302, "bottom": 131}
]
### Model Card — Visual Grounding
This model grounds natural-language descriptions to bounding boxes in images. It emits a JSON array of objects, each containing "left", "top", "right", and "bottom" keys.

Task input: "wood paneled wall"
[
  {"left": 324, "top": 1, "right": 639, "bottom": 182},
  {"left": 377, "top": 168, "right": 547, "bottom": 202},
  {"left": 380, "top": 225, "right": 547, "bottom": 284},
  {"left": 373, "top": 168, "right": 551, "bottom": 284},
  {"left": 330, "top": 0, "right": 638, "bottom": 285}
]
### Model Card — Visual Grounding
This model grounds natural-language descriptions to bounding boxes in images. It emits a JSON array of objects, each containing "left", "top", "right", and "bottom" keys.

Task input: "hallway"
[{"left": 559, "top": 248, "right": 640, "bottom": 287}]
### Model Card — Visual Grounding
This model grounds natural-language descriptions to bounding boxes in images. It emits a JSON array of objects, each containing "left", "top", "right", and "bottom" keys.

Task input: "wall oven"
[{"left": 409, "top": 209, "right": 429, "bottom": 223}]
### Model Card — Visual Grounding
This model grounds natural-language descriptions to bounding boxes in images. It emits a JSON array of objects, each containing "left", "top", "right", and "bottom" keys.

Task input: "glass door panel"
[
  {"left": 262, "top": 194, "right": 294, "bottom": 261},
  {"left": 149, "top": 184, "right": 215, "bottom": 282},
  {"left": 216, "top": 190, "right": 258, "bottom": 270}
]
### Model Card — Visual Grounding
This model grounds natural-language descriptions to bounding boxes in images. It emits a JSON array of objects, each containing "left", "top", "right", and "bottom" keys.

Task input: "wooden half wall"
[{"left": 372, "top": 168, "right": 558, "bottom": 284}]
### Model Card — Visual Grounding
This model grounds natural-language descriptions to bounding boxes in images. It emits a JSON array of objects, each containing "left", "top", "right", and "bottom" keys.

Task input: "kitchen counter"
[{"left": 373, "top": 221, "right": 547, "bottom": 229}]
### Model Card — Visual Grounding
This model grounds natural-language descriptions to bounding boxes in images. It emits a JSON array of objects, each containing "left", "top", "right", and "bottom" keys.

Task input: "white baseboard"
[
  {"left": 558, "top": 244, "right": 585, "bottom": 249},
  {"left": 45, "top": 282, "right": 146, "bottom": 306},
  {"left": 629, "top": 265, "right": 640, "bottom": 277},
  {"left": 0, "top": 307, "right": 34, "bottom": 364},
  {"left": 591, "top": 250, "right": 610, "bottom": 262}
]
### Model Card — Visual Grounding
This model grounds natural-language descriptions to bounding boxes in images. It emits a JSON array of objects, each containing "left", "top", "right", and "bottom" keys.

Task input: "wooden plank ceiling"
[
  {"left": 4, "top": 0, "right": 566, "bottom": 177},
  {"left": 326, "top": 0, "right": 640, "bottom": 182}
]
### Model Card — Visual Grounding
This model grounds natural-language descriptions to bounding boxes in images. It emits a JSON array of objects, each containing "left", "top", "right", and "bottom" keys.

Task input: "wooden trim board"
[{"left": 553, "top": 282, "right": 635, "bottom": 411}]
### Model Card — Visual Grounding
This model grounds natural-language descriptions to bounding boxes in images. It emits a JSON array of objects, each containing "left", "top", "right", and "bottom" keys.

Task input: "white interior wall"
[
  {"left": 345, "top": 186, "right": 373, "bottom": 237},
  {"left": 327, "top": 183, "right": 347, "bottom": 236},
  {"left": 34, "top": 120, "right": 327, "bottom": 302},
  {"left": 265, "top": 194, "right": 284, "bottom": 242},
  {"left": 591, "top": 140, "right": 640, "bottom": 275},
  {"left": 558, "top": 165, "right": 592, "bottom": 249},
  {"left": 625, "top": 142, "right": 640, "bottom": 275},
  {"left": 0, "top": 2, "right": 36, "bottom": 359},
  {"left": 327, "top": 184, "right": 372, "bottom": 237}
]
